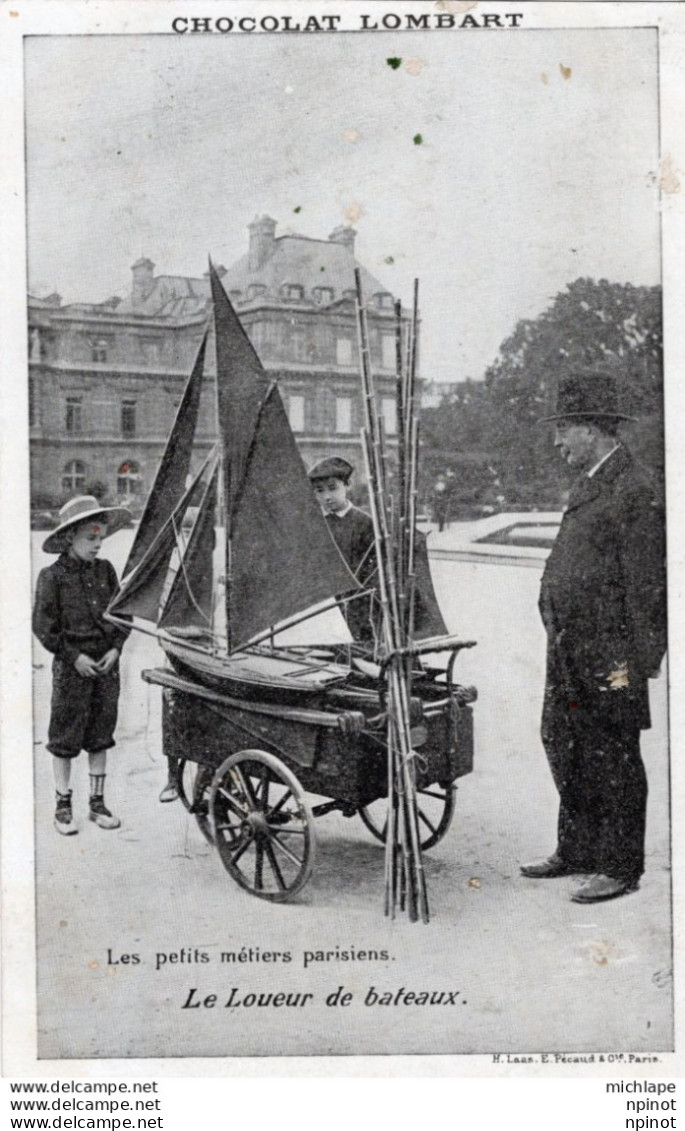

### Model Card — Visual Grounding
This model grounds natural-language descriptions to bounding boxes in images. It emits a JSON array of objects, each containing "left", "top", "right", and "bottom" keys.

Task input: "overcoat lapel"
[{"left": 563, "top": 446, "right": 630, "bottom": 513}]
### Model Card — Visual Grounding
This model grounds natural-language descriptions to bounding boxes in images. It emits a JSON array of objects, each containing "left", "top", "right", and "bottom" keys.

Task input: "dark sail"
[
  {"left": 107, "top": 462, "right": 212, "bottom": 624},
  {"left": 413, "top": 532, "right": 449, "bottom": 639},
  {"left": 209, "top": 262, "right": 271, "bottom": 523},
  {"left": 158, "top": 466, "right": 218, "bottom": 631},
  {"left": 107, "top": 520, "right": 181, "bottom": 624},
  {"left": 123, "top": 331, "right": 209, "bottom": 577},
  {"left": 229, "top": 386, "right": 358, "bottom": 650}
]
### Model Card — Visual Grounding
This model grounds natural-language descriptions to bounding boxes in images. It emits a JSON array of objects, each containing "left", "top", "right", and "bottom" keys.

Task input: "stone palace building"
[{"left": 28, "top": 217, "right": 409, "bottom": 509}]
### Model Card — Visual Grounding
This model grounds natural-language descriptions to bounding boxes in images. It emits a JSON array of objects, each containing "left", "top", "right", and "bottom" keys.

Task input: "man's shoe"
[
  {"left": 159, "top": 781, "right": 179, "bottom": 803},
  {"left": 89, "top": 796, "right": 121, "bottom": 830},
  {"left": 571, "top": 874, "right": 639, "bottom": 903},
  {"left": 54, "top": 790, "right": 78, "bottom": 836},
  {"left": 520, "top": 854, "right": 575, "bottom": 879}
]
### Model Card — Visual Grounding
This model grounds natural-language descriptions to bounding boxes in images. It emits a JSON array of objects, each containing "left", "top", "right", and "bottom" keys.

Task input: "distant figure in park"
[
  {"left": 33, "top": 496, "right": 131, "bottom": 835},
  {"left": 308, "top": 457, "right": 376, "bottom": 642},
  {"left": 432, "top": 476, "right": 449, "bottom": 532},
  {"left": 521, "top": 373, "right": 666, "bottom": 903}
]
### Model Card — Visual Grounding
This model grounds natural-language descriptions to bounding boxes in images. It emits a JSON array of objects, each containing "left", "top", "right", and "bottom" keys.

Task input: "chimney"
[
  {"left": 328, "top": 225, "right": 356, "bottom": 254},
  {"left": 131, "top": 258, "right": 155, "bottom": 308},
  {"left": 248, "top": 215, "right": 277, "bottom": 271}
]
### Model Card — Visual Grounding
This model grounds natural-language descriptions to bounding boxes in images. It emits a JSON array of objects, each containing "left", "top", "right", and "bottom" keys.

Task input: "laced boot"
[
  {"left": 159, "top": 778, "right": 179, "bottom": 803},
  {"left": 89, "top": 773, "right": 121, "bottom": 829},
  {"left": 54, "top": 789, "right": 77, "bottom": 836}
]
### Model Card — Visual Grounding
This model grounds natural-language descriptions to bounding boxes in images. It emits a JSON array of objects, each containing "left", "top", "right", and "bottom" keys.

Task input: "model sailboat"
[{"left": 106, "top": 263, "right": 363, "bottom": 702}]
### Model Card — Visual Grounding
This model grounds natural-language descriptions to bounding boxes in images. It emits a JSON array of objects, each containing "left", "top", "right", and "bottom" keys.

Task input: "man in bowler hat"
[{"left": 521, "top": 373, "right": 666, "bottom": 903}]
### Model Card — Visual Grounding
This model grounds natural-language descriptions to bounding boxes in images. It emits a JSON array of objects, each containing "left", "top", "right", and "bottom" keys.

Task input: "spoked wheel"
[
  {"left": 210, "top": 750, "right": 314, "bottom": 902},
  {"left": 359, "top": 783, "right": 456, "bottom": 851},
  {"left": 177, "top": 759, "right": 215, "bottom": 845}
]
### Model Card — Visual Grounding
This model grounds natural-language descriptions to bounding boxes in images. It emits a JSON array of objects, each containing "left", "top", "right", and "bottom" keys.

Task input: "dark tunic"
[
  {"left": 326, "top": 505, "right": 376, "bottom": 641},
  {"left": 33, "top": 554, "right": 130, "bottom": 757},
  {"left": 538, "top": 446, "right": 666, "bottom": 882}
]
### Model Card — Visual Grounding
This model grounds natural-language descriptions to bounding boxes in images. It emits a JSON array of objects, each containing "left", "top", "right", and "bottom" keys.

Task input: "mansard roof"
[{"left": 117, "top": 230, "right": 393, "bottom": 318}]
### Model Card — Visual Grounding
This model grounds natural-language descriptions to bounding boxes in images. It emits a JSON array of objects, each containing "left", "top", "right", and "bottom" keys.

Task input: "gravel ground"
[{"left": 31, "top": 530, "right": 672, "bottom": 1059}]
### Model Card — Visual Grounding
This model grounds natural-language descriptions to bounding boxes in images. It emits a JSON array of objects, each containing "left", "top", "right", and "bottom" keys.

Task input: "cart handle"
[
  {"left": 376, "top": 640, "right": 476, "bottom": 712},
  {"left": 380, "top": 636, "right": 476, "bottom": 666},
  {"left": 378, "top": 639, "right": 475, "bottom": 684}
]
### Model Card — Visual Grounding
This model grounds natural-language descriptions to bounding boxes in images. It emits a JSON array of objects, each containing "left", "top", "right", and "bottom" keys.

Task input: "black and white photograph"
[{"left": 1, "top": 0, "right": 683, "bottom": 1079}]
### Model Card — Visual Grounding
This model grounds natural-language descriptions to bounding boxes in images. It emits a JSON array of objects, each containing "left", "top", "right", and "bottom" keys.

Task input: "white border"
[{"left": 1, "top": 0, "right": 684, "bottom": 1079}]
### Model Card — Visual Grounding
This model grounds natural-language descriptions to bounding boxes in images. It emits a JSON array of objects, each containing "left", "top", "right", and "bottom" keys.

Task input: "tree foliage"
[{"left": 422, "top": 279, "right": 663, "bottom": 508}]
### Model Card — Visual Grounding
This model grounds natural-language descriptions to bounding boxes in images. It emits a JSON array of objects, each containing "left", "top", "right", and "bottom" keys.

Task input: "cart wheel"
[
  {"left": 210, "top": 750, "right": 314, "bottom": 902},
  {"left": 177, "top": 760, "right": 215, "bottom": 846},
  {"left": 359, "top": 784, "right": 456, "bottom": 851}
]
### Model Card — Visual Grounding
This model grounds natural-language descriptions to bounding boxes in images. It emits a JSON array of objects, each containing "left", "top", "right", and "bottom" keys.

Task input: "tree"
[
  {"left": 485, "top": 279, "right": 663, "bottom": 495},
  {"left": 420, "top": 279, "right": 663, "bottom": 508},
  {"left": 421, "top": 381, "right": 501, "bottom": 514}
]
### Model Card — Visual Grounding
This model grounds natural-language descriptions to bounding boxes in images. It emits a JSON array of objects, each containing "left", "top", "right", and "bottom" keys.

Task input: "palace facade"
[{"left": 28, "top": 217, "right": 411, "bottom": 509}]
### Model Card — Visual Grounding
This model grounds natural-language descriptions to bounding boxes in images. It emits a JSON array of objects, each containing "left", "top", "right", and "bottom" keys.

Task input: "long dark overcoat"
[{"left": 538, "top": 445, "right": 666, "bottom": 882}]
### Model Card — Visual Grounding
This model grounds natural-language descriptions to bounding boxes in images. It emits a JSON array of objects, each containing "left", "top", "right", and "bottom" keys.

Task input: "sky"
[{"left": 25, "top": 28, "right": 660, "bottom": 383}]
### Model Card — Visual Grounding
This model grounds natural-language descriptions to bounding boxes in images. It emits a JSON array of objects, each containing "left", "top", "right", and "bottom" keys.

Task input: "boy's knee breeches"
[{"left": 47, "top": 658, "right": 120, "bottom": 758}]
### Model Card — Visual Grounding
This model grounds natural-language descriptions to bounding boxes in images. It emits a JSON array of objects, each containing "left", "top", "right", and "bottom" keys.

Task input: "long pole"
[{"left": 355, "top": 270, "right": 428, "bottom": 923}]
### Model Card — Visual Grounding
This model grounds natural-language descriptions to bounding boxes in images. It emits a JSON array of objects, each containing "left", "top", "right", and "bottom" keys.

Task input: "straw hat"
[{"left": 42, "top": 496, "right": 132, "bottom": 554}]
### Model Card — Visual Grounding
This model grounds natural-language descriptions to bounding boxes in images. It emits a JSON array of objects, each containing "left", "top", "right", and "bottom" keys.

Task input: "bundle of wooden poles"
[{"left": 354, "top": 268, "right": 429, "bottom": 924}]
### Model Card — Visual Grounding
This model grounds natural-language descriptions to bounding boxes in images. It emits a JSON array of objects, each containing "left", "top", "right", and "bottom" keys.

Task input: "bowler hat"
[
  {"left": 308, "top": 457, "right": 355, "bottom": 482},
  {"left": 541, "top": 372, "right": 636, "bottom": 423},
  {"left": 43, "top": 495, "right": 132, "bottom": 554}
]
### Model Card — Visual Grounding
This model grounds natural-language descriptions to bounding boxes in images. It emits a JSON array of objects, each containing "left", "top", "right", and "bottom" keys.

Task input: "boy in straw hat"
[{"left": 33, "top": 496, "right": 131, "bottom": 835}]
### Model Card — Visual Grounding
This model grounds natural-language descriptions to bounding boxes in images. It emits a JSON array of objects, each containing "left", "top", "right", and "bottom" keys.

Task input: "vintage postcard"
[{"left": 1, "top": 0, "right": 684, "bottom": 1081}]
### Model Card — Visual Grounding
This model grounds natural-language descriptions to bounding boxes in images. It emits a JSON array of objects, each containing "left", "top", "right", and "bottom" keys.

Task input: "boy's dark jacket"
[
  {"left": 33, "top": 554, "right": 129, "bottom": 664},
  {"left": 539, "top": 445, "right": 666, "bottom": 726}
]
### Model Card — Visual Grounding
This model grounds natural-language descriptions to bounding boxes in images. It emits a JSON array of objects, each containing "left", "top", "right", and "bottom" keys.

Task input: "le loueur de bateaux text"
[{"left": 104, "top": 945, "right": 467, "bottom": 1010}]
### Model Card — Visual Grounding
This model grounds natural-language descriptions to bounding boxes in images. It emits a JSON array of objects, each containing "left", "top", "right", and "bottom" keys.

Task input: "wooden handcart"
[{"left": 142, "top": 643, "right": 476, "bottom": 903}]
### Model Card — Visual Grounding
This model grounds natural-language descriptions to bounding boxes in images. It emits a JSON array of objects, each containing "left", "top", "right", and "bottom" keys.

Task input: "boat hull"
[{"left": 161, "top": 639, "right": 349, "bottom": 706}]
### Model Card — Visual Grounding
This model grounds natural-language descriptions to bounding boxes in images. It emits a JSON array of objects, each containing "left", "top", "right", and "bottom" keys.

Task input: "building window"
[
  {"left": 117, "top": 461, "right": 141, "bottom": 498},
  {"left": 374, "top": 292, "right": 393, "bottom": 310},
  {"left": 62, "top": 460, "right": 86, "bottom": 495},
  {"left": 29, "top": 327, "right": 42, "bottom": 362},
  {"left": 65, "top": 397, "right": 82, "bottom": 435},
  {"left": 247, "top": 283, "right": 266, "bottom": 301},
  {"left": 291, "top": 331, "right": 310, "bottom": 363},
  {"left": 141, "top": 338, "right": 161, "bottom": 365},
  {"left": 336, "top": 338, "right": 353, "bottom": 366},
  {"left": 247, "top": 322, "right": 265, "bottom": 351},
  {"left": 121, "top": 400, "right": 137, "bottom": 437},
  {"left": 92, "top": 339, "right": 109, "bottom": 363},
  {"left": 381, "top": 397, "right": 397, "bottom": 436},
  {"left": 381, "top": 334, "right": 396, "bottom": 370},
  {"left": 335, "top": 396, "right": 352, "bottom": 435},
  {"left": 28, "top": 374, "right": 37, "bottom": 427},
  {"left": 312, "top": 286, "right": 334, "bottom": 305},
  {"left": 281, "top": 283, "right": 304, "bottom": 301},
  {"left": 288, "top": 394, "right": 305, "bottom": 433}
]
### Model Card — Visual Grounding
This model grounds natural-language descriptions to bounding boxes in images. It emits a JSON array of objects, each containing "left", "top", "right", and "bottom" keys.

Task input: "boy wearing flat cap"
[
  {"left": 308, "top": 457, "right": 376, "bottom": 642},
  {"left": 521, "top": 373, "right": 667, "bottom": 903},
  {"left": 33, "top": 496, "right": 131, "bottom": 835}
]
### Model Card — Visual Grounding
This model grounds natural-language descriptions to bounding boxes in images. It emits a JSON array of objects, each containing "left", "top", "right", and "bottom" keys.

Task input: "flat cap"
[{"left": 308, "top": 457, "right": 355, "bottom": 481}]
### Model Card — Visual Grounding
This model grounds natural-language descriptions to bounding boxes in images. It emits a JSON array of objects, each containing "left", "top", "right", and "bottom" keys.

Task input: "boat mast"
[{"left": 217, "top": 383, "right": 232, "bottom": 656}]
